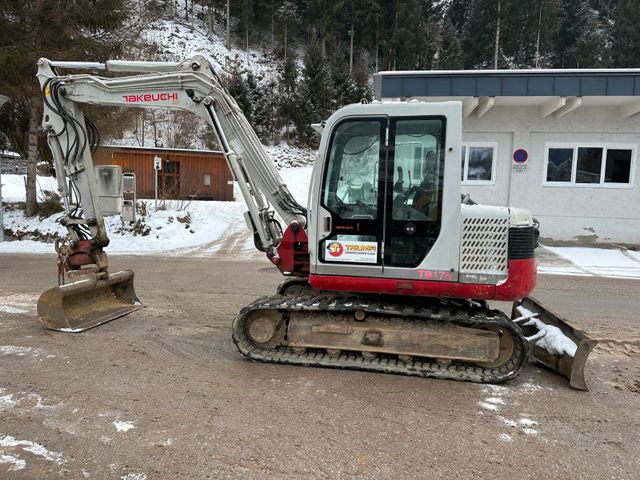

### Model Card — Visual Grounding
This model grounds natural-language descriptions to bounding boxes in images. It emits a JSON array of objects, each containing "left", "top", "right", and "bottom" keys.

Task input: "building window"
[
  {"left": 544, "top": 144, "right": 635, "bottom": 187},
  {"left": 203, "top": 174, "right": 211, "bottom": 187},
  {"left": 461, "top": 143, "right": 497, "bottom": 184}
]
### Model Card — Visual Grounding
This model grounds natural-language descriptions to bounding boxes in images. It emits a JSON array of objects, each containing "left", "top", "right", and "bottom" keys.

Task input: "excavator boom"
[{"left": 36, "top": 55, "right": 305, "bottom": 331}]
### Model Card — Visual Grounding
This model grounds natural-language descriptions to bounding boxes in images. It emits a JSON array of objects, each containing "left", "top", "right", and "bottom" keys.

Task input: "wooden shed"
[{"left": 93, "top": 146, "right": 234, "bottom": 201}]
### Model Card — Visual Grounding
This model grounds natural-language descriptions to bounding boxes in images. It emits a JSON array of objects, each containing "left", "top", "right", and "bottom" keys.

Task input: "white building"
[{"left": 374, "top": 70, "right": 640, "bottom": 245}]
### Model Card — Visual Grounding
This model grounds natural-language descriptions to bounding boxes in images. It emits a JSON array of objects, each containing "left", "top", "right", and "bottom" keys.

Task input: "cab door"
[
  {"left": 383, "top": 116, "right": 446, "bottom": 277},
  {"left": 315, "top": 117, "right": 386, "bottom": 277}
]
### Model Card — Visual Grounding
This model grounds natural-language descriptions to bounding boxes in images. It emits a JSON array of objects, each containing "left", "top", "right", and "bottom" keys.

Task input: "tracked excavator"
[{"left": 35, "top": 55, "right": 596, "bottom": 389}]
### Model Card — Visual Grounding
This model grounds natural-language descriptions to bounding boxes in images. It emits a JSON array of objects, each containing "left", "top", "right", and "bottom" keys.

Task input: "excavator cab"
[{"left": 309, "top": 102, "right": 461, "bottom": 281}]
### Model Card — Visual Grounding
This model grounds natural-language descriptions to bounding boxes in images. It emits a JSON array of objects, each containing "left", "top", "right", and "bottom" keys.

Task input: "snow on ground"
[
  {"left": 478, "top": 385, "right": 542, "bottom": 442},
  {"left": 142, "top": 0, "right": 302, "bottom": 82},
  {"left": 0, "top": 165, "right": 314, "bottom": 256},
  {"left": 113, "top": 421, "right": 135, "bottom": 433},
  {"left": 1, "top": 175, "right": 58, "bottom": 203},
  {"left": 264, "top": 145, "right": 316, "bottom": 170},
  {"left": 540, "top": 245, "right": 640, "bottom": 280},
  {"left": 0, "top": 435, "right": 66, "bottom": 471}
]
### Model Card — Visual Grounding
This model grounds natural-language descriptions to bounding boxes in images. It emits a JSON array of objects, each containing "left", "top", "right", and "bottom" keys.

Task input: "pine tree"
[
  {"left": 556, "top": 0, "right": 589, "bottom": 67},
  {"left": 277, "top": 54, "right": 299, "bottom": 144},
  {"left": 438, "top": 17, "right": 464, "bottom": 69},
  {"left": 246, "top": 74, "right": 265, "bottom": 142},
  {"left": 569, "top": 15, "right": 611, "bottom": 67},
  {"left": 252, "top": 78, "right": 278, "bottom": 143},
  {"left": 224, "top": 56, "right": 253, "bottom": 123},
  {"left": 462, "top": 0, "right": 499, "bottom": 68},
  {"left": 611, "top": 0, "right": 640, "bottom": 67},
  {"left": 301, "top": 37, "right": 331, "bottom": 119},
  {"left": 276, "top": 1, "right": 299, "bottom": 61},
  {"left": 236, "top": 0, "right": 254, "bottom": 51}
]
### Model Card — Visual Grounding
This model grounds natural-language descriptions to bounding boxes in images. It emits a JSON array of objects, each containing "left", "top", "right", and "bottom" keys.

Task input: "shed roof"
[{"left": 99, "top": 145, "right": 224, "bottom": 155}]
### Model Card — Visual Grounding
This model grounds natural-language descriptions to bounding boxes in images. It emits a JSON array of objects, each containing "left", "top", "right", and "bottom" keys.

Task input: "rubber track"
[{"left": 232, "top": 294, "right": 529, "bottom": 384}]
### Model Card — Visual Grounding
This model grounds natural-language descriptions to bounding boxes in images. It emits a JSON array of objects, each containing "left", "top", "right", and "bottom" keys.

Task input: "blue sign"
[{"left": 513, "top": 148, "right": 528, "bottom": 163}]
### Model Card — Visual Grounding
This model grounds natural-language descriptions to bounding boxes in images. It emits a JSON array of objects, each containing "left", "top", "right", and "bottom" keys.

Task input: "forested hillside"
[{"left": 2, "top": 0, "right": 640, "bottom": 179}]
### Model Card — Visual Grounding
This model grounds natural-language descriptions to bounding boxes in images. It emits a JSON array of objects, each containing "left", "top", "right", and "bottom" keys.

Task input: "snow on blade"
[{"left": 517, "top": 306, "right": 577, "bottom": 357}]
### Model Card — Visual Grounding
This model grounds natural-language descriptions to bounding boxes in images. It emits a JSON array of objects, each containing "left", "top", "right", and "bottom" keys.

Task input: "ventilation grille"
[{"left": 460, "top": 215, "right": 508, "bottom": 275}]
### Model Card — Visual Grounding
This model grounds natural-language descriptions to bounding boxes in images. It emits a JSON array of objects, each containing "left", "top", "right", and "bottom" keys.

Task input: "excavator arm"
[
  {"left": 37, "top": 55, "right": 305, "bottom": 254},
  {"left": 36, "top": 55, "right": 306, "bottom": 331}
]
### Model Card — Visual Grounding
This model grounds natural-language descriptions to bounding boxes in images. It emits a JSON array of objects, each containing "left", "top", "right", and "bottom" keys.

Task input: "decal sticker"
[
  {"left": 122, "top": 93, "right": 179, "bottom": 103},
  {"left": 326, "top": 241, "right": 344, "bottom": 257},
  {"left": 418, "top": 270, "right": 453, "bottom": 281},
  {"left": 324, "top": 240, "right": 377, "bottom": 264}
]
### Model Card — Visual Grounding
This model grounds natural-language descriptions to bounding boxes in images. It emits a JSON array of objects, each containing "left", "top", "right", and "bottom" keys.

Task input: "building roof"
[
  {"left": 374, "top": 69, "right": 640, "bottom": 98},
  {"left": 373, "top": 69, "right": 640, "bottom": 118}
]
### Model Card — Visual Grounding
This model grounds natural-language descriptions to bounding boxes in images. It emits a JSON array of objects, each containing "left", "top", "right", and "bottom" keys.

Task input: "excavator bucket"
[
  {"left": 37, "top": 270, "right": 142, "bottom": 332},
  {"left": 512, "top": 297, "right": 597, "bottom": 391}
]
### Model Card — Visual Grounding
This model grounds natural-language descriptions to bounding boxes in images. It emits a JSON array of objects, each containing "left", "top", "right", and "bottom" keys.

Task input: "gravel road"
[{"left": 1, "top": 253, "right": 639, "bottom": 479}]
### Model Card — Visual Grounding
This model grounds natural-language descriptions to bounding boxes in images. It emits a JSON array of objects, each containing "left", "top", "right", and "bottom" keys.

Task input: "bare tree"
[
  {"left": 226, "top": 0, "right": 230, "bottom": 49},
  {"left": 0, "top": 0, "right": 143, "bottom": 215}
]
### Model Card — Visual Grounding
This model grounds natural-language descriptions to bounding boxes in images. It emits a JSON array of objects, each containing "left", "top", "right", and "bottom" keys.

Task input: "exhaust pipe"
[
  {"left": 37, "top": 270, "right": 143, "bottom": 332},
  {"left": 512, "top": 296, "right": 597, "bottom": 391}
]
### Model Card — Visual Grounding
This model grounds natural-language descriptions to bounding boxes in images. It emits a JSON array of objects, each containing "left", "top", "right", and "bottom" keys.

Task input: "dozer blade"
[
  {"left": 512, "top": 296, "right": 597, "bottom": 391},
  {"left": 37, "top": 270, "right": 143, "bottom": 332}
]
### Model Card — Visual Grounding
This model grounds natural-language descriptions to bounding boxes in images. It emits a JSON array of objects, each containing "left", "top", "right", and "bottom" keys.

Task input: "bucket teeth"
[{"left": 37, "top": 270, "right": 143, "bottom": 332}]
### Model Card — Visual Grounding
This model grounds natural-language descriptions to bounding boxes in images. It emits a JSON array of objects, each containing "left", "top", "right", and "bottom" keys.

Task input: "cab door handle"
[{"left": 323, "top": 216, "right": 332, "bottom": 233}]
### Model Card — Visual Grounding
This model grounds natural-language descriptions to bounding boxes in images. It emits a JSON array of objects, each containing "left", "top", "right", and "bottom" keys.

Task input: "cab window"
[{"left": 322, "top": 120, "right": 383, "bottom": 220}]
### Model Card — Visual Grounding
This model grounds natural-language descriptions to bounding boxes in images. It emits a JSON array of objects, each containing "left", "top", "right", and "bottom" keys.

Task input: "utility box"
[
  {"left": 95, "top": 165, "right": 123, "bottom": 216},
  {"left": 122, "top": 200, "right": 136, "bottom": 223},
  {"left": 122, "top": 172, "right": 136, "bottom": 195},
  {"left": 122, "top": 172, "right": 137, "bottom": 223}
]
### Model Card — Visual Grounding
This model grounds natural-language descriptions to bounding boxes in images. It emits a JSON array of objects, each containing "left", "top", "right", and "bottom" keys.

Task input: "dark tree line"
[
  {"left": 222, "top": 0, "right": 640, "bottom": 71},
  {"left": 217, "top": 0, "right": 640, "bottom": 148}
]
